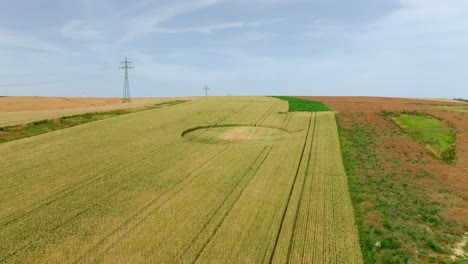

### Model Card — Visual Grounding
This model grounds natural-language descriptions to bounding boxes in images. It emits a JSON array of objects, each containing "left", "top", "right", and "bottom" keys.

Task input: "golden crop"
[{"left": 0, "top": 97, "right": 362, "bottom": 263}]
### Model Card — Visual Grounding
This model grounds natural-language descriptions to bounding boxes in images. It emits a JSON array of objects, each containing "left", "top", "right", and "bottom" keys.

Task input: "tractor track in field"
[
  {"left": 0, "top": 139, "right": 183, "bottom": 229},
  {"left": 215, "top": 103, "right": 250, "bottom": 124},
  {"left": 181, "top": 145, "right": 273, "bottom": 263},
  {"left": 73, "top": 146, "right": 233, "bottom": 263},
  {"left": 0, "top": 139, "right": 195, "bottom": 262},
  {"left": 184, "top": 102, "right": 250, "bottom": 138},
  {"left": 257, "top": 143, "right": 295, "bottom": 263},
  {"left": 0, "top": 103, "right": 247, "bottom": 229},
  {"left": 267, "top": 112, "right": 315, "bottom": 263},
  {"left": 327, "top": 173, "right": 339, "bottom": 263},
  {"left": 0, "top": 139, "right": 222, "bottom": 262},
  {"left": 0, "top": 103, "right": 252, "bottom": 262},
  {"left": 289, "top": 112, "right": 318, "bottom": 262},
  {"left": 310, "top": 144, "right": 325, "bottom": 263},
  {"left": 0, "top": 207, "right": 92, "bottom": 262},
  {"left": 257, "top": 100, "right": 278, "bottom": 125},
  {"left": 1, "top": 109, "right": 186, "bottom": 187},
  {"left": 0, "top": 98, "right": 365, "bottom": 262},
  {"left": 283, "top": 113, "right": 293, "bottom": 129}
]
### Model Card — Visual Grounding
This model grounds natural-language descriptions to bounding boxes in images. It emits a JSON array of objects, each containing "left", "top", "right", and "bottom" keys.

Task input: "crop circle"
[{"left": 182, "top": 125, "right": 290, "bottom": 144}]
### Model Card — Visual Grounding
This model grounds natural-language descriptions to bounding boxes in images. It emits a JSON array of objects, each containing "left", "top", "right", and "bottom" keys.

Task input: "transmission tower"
[
  {"left": 119, "top": 57, "right": 133, "bottom": 103},
  {"left": 204, "top": 85, "right": 209, "bottom": 96}
]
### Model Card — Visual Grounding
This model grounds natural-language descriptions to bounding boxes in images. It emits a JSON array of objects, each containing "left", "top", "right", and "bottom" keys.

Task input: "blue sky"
[{"left": 0, "top": 0, "right": 467, "bottom": 98}]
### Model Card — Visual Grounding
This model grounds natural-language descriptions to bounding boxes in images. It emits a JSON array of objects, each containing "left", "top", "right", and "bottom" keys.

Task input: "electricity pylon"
[{"left": 119, "top": 57, "right": 133, "bottom": 103}]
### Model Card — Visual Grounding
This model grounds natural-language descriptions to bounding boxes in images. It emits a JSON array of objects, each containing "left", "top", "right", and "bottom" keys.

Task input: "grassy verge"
[
  {"left": 384, "top": 112, "right": 456, "bottom": 163},
  {"left": 0, "top": 100, "right": 187, "bottom": 144},
  {"left": 272, "top": 96, "right": 331, "bottom": 112},
  {"left": 337, "top": 113, "right": 462, "bottom": 263}
]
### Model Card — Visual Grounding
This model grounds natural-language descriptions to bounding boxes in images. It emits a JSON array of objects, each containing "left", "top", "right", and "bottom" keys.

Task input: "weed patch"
[{"left": 338, "top": 113, "right": 461, "bottom": 263}]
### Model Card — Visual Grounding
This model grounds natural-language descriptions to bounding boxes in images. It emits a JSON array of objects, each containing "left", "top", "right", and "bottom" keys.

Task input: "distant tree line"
[{"left": 453, "top": 98, "right": 468, "bottom": 103}]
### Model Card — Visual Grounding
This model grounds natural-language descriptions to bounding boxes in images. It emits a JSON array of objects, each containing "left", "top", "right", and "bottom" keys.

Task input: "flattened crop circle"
[{"left": 182, "top": 125, "right": 290, "bottom": 144}]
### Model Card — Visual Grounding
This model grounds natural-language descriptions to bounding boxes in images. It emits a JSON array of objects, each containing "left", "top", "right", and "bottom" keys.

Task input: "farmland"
[
  {"left": 298, "top": 96, "right": 468, "bottom": 263},
  {"left": 0, "top": 96, "right": 190, "bottom": 127},
  {"left": 0, "top": 100, "right": 187, "bottom": 144},
  {"left": 0, "top": 97, "right": 362, "bottom": 263}
]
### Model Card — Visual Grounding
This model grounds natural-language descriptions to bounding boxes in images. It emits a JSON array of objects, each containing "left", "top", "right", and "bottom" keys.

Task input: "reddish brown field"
[
  {"left": 300, "top": 96, "right": 467, "bottom": 203},
  {"left": 0, "top": 96, "right": 122, "bottom": 112},
  {"left": 298, "top": 96, "right": 467, "bottom": 261}
]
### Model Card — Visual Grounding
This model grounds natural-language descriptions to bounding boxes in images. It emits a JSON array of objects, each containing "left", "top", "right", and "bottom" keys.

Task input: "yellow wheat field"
[
  {"left": 0, "top": 96, "right": 362, "bottom": 263},
  {"left": 0, "top": 97, "right": 193, "bottom": 127}
]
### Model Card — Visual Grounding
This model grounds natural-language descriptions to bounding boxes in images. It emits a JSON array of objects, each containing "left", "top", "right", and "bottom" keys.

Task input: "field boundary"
[{"left": 0, "top": 100, "right": 188, "bottom": 144}]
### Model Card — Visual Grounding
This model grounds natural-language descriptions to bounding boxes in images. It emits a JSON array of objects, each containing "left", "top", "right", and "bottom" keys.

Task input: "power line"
[
  {"left": 119, "top": 57, "right": 133, "bottom": 103},
  {"left": 0, "top": 69, "right": 113, "bottom": 78},
  {"left": 0, "top": 70, "right": 115, "bottom": 88},
  {"left": 0, "top": 73, "right": 76, "bottom": 78}
]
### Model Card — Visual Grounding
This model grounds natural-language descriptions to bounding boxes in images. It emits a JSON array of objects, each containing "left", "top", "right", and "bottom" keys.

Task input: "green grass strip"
[
  {"left": 0, "top": 100, "right": 188, "bottom": 144},
  {"left": 271, "top": 96, "right": 332, "bottom": 112},
  {"left": 390, "top": 112, "right": 456, "bottom": 163}
]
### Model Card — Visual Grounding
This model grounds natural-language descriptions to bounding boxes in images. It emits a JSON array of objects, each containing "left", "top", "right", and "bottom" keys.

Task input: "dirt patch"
[
  {"left": 0, "top": 96, "right": 122, "bottom": 112},
  {"left": 451, "top": 234, "right": 467, "bottom": 260},
  {"left": 221, "top": 127, "right": 256, "bottom": 141}
]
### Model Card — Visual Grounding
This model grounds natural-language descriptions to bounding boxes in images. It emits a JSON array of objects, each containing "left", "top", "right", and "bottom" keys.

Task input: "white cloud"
[
  {"left": 243, "top": 31, "right": 276, "bottom": 41},
  {"left": 155, "top": 22, "right": 247, "bottom": 34},
  {"left": 153, "top": 19, "right": 279, "bottom": 34},
  {"left": 120, "top": 0, "right": 224, "bottom": 42},
  {"left": 0, "top": 29, "right": 66, "bottom": 53},
  {"left": 235, "top": 0, "right": 306, "bottom": 7},
  {"left": 60, "top": 20, "right": 103, "bottom": 40},
  {"left": 295, "top": 0, "right": 468, "bottom": 97},
  {"left": 361, "top": 0, "right": 468, "bottom": 46},
  {"left": 3, "top": 0, "right": 468, "bottom": 98}
]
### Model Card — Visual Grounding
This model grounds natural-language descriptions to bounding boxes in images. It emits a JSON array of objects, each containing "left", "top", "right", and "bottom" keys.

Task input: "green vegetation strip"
[
  {"left": 0, "top": 100, "right": 187, "bottom": 144},
  {"left": 338, "top": 114, "right": 461, "bottom": 263},
  {"left": 272, "top": 96, "right": 331, "bottom": 112},
  {"left": 385, "top": 111, "right": 456, "bottom": 163}
]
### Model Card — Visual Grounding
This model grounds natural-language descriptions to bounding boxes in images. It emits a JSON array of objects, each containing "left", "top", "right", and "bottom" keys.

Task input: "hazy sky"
[{"left": 0, "top": 0, "right": 467, "bottom": 98}]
